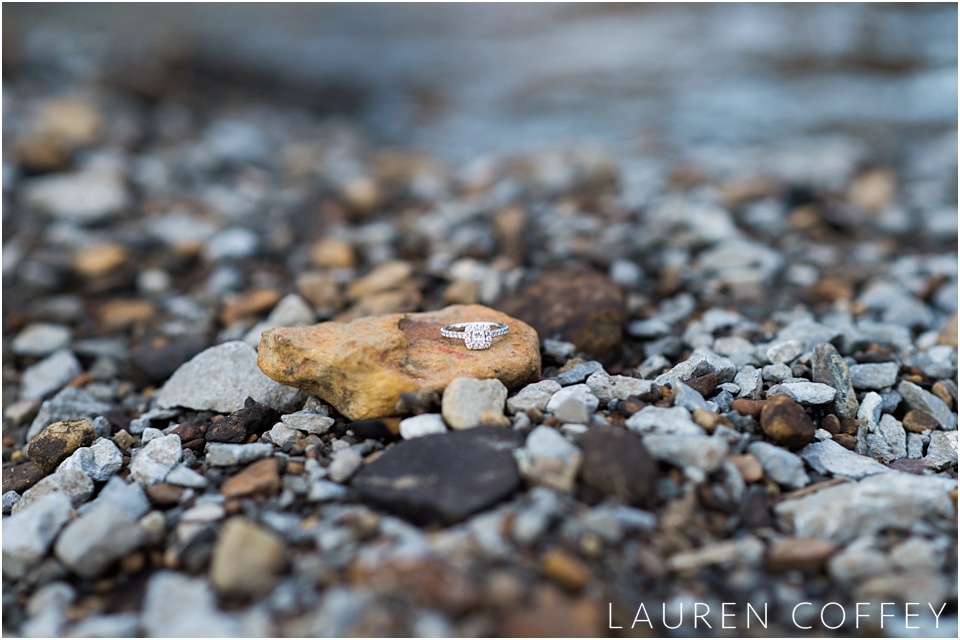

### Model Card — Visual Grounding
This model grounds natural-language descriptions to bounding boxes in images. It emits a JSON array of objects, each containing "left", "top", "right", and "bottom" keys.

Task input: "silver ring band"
[{"left": 440, "top": 322, "right": 509, "bottom": 349}]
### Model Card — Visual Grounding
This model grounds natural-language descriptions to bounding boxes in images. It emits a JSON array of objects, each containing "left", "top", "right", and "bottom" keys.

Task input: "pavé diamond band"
[{"left": 440, "top": 322, "right": 509, "bottom": 350}]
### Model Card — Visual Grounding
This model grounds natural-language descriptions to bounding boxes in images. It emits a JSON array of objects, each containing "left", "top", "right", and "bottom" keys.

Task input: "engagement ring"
[{"left": 440, "top": 322, "right": 509, "bottom": 350}]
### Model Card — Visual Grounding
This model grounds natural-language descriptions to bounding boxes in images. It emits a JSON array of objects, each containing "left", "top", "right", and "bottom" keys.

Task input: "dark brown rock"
[
  {"left": 206, "top": 398, "right": 280, "bottom": 443},
  {"left": 731, "top": 398, "right": 765, "bottom": 419},
  {"left": 759, "top": 396, "right": 815, "bottom": 450},
  {"left": 821, "top": 414, "right": 842, "bottom": 435},
  {"left": 684, "top": 372, "right": 718, "bottom": 397},
  {"left": 169, "top": 422, "right": 206, "bottom": 452},
  {"left": 888, "top": 458, "right": 930, "bottom": 475},
  {"left": 352, "top": 426, "right": 525, "bottom": 526},
  {"left": 27, "top": 418, "right": 96, "bottom": 473},
  {"left": 2, "top": 461, "right": 46, "bottom": 494},
  {"left": 395, "top": 389, "right": 441, "bottom": 415},
  {"left": 902, "top": 409, "right": 939, "bottom": 433},
  {"left": 577, "top": 425, "right": 656, "bottom": 506},
  {"left": 832, "top": 433, "right": 858, "bottom": 451},
  {"left": 498, "top": 267, "right": 626, "bottom": 363}
]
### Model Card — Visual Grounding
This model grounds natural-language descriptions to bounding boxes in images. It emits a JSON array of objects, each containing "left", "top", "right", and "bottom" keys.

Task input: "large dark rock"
[
  {"left": 126, "top": 337, "right": 209, "bottom": 386},
  {"left": 2, "top": 461, "right": 46, "bottom": 494},
  {"left": 206, "top": 398, "right": 281, "bottom": 443},
  {"left": 352, "top": 426, "right": 526, "bottom": 526},
  {"left": 577, "top": 425, "right": 657, "bottom": 506},
  {"left": 498, "top": 267, "right": 626, "bottom": 363}
]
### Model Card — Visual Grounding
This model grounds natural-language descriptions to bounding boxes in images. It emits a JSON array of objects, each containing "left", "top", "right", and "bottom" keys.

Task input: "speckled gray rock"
[
  {"left": 506, "top": 380, "right": 561, "bottom": 414},
  {"left": 267, "top": 422, "right": 301, "bottom": 448},
  {"left": 857, "top": 392, "right": 884, "bottom": 428},
  {"left": 155, "top": 341, "right": 302, "bottom": 413},
  {"left": 550, "top": 360, "right": 603, "bottom": 386},
  {"left": 767, "top": 381, "right": 837, "bottom": 405},
  {"left": 655, "top": 349, "right": 736, "bottom": 386},
  {"left": 12, "top": 323, "right": 71, "bottom": 357},
  {"left": 642, "top": 434, "right": 728, "bottom": 472},
  {"left": 925, "top": 430, "right": 958, "bottom": 470},
  {"left": 13, "top": 468, "right": 94, "bottom": 514},
  {"left": 20, "top": 349, "right": 82, "bottom": 400},
  {"left": 734, "top": 367, "right": 763, "bottom": 399},
  {"left": 545, "top": 383, "right": 599, "bottom": 423},
  {"left": 142, "top": 571, "right": 248, "bottom": 637},
  {"left": 906, "top": 432, "right": 925, "bottom": 459},
  {"left": 2, "top": 491, "right": 20, "bottom": 514},
  {"left": 625, "top": 405, "right": 703, "bottom": 436},
  {"left": 848, "top": 362, "right": 899, "bottom": 390},
  {"left": 898, "top": 381, "right": 957, "bottom": 429},
  {"left": 869, "top": 414, "right": 907, "bottom": 462},
  {"left": 799, "top": 440, "right": 891, "bottom": 479},
  {"left": 775, "top": 473, "right": 957, "bottom": 542},
  {"left": 747, "top": 441, "right": 810, "bottom": 488},
  {"left": 56, "top": 438, "right": 123, "bottom": 482},
  {"left": 328, "top": 448, "right": 364, "bottom": 483},
  {"left": 2, "top": 493, "right": 73, "bottom": 580},
  {"left": 585, "top": 372, "right": 656, "bottom": 402},
  {"left": 673, "top": 383, "right": 713, "bottom": 412},
  {"left": 26, "top": 388, "right": 114, "bottom": 441},
  {"left": 53, "top": 493, "right": 151, "bottom": 579},
  {"left": 165, "top": 465, "right": 209, "bottom": 489},
  {"left": 399, "top": 413, "right": 447, "bottom": 439},
  {"left": 441, "top": 377, "right": 509, "bottom": 429},
  {"left": 280, "top": 411, "right": 335, "bottom": 435},
  {"left": 129, "top": 435, "right": 182, "bottom": 485},
  {"left": 812, "top": 343, "right": 859, "bottom": 419},
  {"left": 515, "top": 426, "right": 582, "bottom": 492},
  {"left": 766, "top": 340, "right": 803, "bottom": 364},
  {"left": 204, "top": 442, "right": 274, "bottom": 467}
]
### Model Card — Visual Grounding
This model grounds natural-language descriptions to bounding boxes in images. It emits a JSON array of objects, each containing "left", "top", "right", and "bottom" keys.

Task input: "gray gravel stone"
[
  {"left": 20, "top": 349, "right": 83, "bottom": 400},
  {"left": 766, "top": 340, "right": 803, "bottom": 364},
  {"left": 925, "top": 430, "right": 958, "bottom": 470},
  {"left": 848, "top": 362, "right": 899, "bottom": 390},
  {"left": 130, "top": 434, "right": 182, "bottom": 485},
  {"left": 898, "top": 380, "right": 957, "bottom": 429},
  {"left": 155, "top": 341, "right": 301, "bottom": 413},
  {"left": 56, "top": 437, "right": 123, "bottom": 482},
  {"left": 544, "top": 384, "right": 599, "bottom": 424},
  {"left": 747, "top": 441, "right": 810, "bottom": 488},
  {"left": 142, "top": 571, "right": 248, "bottom": 637},
  {"left": 1, "top": 493, "right": 73, "bottom": 580},
  {"left": 906, "top": 432, "right": 925, "bottom": 459},
  {"left": 441, "top": 377, "right": 509, "bottom": 429},
  {"left": 775, "top": 472, "right": 957, "bottom": 542},
  {"left": 14, "top": 468, "right": 94, "bottom": 515},
  {"left": 585, "top": 372, "right": 656, "bottom": 402},
  {"left": 655, "top": 349, "right": 736, "bottom": 386},
  {"left": 267, "top": 422, "right": 301, "bottom": 448},
  {"left": 399, "top": 413, "right": 447, "bottom": 439},
  {"left": 53, "top": 497, "right": 151, "bottom": 579},
  {"left": 627, "top": 317, "right": 671, "bottom": 338},
  {"left": 626, "top": 405, "right": 703, "bottom": 436},
  {"left": 68, "top": 613, "right": 140, "bottom": 638},
  {"left": 762, "top": 363, "right": 792, "bottom": 383},
  {"left": 776, "top": 320, "right": 840, "bottom": 352},
  {"left": 515, "top": 426, "right": 582, "bottom": 492},
  {"left": 799, "top": 440, "right": 891, "bottom": 479},
  {"left": 506, "top": 380, "right": 561, "bottom": 414},
  {"left": 92, "top": 477, "right": 151, "bottom": 516},
  {"left": 204, "top": 442, "right": 274, "bottom": 467},
  {"left": 280, "top": 411, "right": 335, "bottom": 435},
  {"left": 642, "top": 434, "right": 728, "bottom": 472},
  {"left": 204, "top": 226, "right": 260, "bottom": 261},
  {"left": 550, "top": 360, "right": 604, "bottom": 386},
  {"left": 857, "top": 391, "right": 884, "bottom": 428},
  {"left": 812, "top": 343, "right": 859, "bottom": 419},
  {"left": 875, "top": 414, "right": 907, "bottom": 461},
  {"left": 165, "top": 465, "right": 209, "bottom": 488},
  {"left": 734, "top": 367, "right": 763, "bottom": 399},
  {"left": 12, "top": 323, "right": 72, "bottom": 357},
  {"left": 767, "top": 381, "right": 837, "bottom": 404},
  {"left": 328, "top": 448, "right": 364, "bottom": 483},
  {"left": 23, "top": 169, "right": 129, "bottom": 223},
  {"left": 243, "top": 293, "right": 316, "bottom": 346},
  {"left": 673, "top": 383, "right": 713, "bottom": 412}
]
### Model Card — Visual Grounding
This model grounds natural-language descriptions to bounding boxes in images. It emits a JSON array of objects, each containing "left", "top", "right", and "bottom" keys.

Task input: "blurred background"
[{"left": 4, "top": 2, "right": 957, "bottom": 163}]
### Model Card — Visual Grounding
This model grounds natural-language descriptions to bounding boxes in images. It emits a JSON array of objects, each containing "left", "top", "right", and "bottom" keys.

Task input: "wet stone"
[
  {"left": 352, "top": 426, "right": 525, "bottom": 525},
  {"left": 577, "top": 425, "right": 657, "bottom": 506}
]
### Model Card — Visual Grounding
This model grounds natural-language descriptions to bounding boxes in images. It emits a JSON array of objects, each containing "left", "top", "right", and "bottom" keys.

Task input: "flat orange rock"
[{"left": 258, "top": 304, "right": 540, "bottom": 420}]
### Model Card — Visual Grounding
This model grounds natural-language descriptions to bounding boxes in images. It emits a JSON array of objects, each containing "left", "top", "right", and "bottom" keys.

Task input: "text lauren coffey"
[{"left": 609, "top": 602, "right": 949, "bottom": 631}]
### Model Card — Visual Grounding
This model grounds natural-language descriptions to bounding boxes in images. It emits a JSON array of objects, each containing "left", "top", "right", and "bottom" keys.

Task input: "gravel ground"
[{"left": 2, "top": 11, "right": 958, "bottom": 639}]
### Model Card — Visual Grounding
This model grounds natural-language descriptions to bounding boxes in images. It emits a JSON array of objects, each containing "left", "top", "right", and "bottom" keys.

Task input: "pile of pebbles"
[{"left": 2, "top": 35, "right": 958, "bottom": 638}]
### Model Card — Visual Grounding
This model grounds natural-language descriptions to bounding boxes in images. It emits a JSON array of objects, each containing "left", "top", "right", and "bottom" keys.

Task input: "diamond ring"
[{"left": 440, "top": 322, "right": 509, "bottom": 350}]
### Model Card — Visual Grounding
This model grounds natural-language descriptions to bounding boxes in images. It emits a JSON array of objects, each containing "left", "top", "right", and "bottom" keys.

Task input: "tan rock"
[
  {"left": 258, "top": 304, "right": 540, "bottom": 420},
  {"left": 33, "top": 97, "right": 103, "bottom": 148},
  {"left": 346, "top": 260, "right": 413, "bottom": 299},
  {"left": 73, "top": 243, "right": 129, "bottom": 278},
  {"left": 309, "top": 238, "right": 356, "bottom": 269},
  {"left": 728, "top": 453, "right": 764, "bottom": 483},
  {"left": 209, "top": 517, "right": 286, "bottom": 599},
  {"left": 219, "top": 288, "right": 283, "bottom": 327},
  {"left": 938, "top": 312, "right": 958, "bottom": 347}
]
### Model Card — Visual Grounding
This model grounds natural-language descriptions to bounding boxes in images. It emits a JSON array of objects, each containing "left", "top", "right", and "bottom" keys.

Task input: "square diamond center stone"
[{"left": 463, "top": 323, "right": 493, "bottom": 350}]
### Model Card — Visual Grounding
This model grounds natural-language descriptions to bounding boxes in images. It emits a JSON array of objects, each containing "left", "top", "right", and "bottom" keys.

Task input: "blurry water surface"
[{"left": 6, "top": 3, "right": 957, "bottom": 162}]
